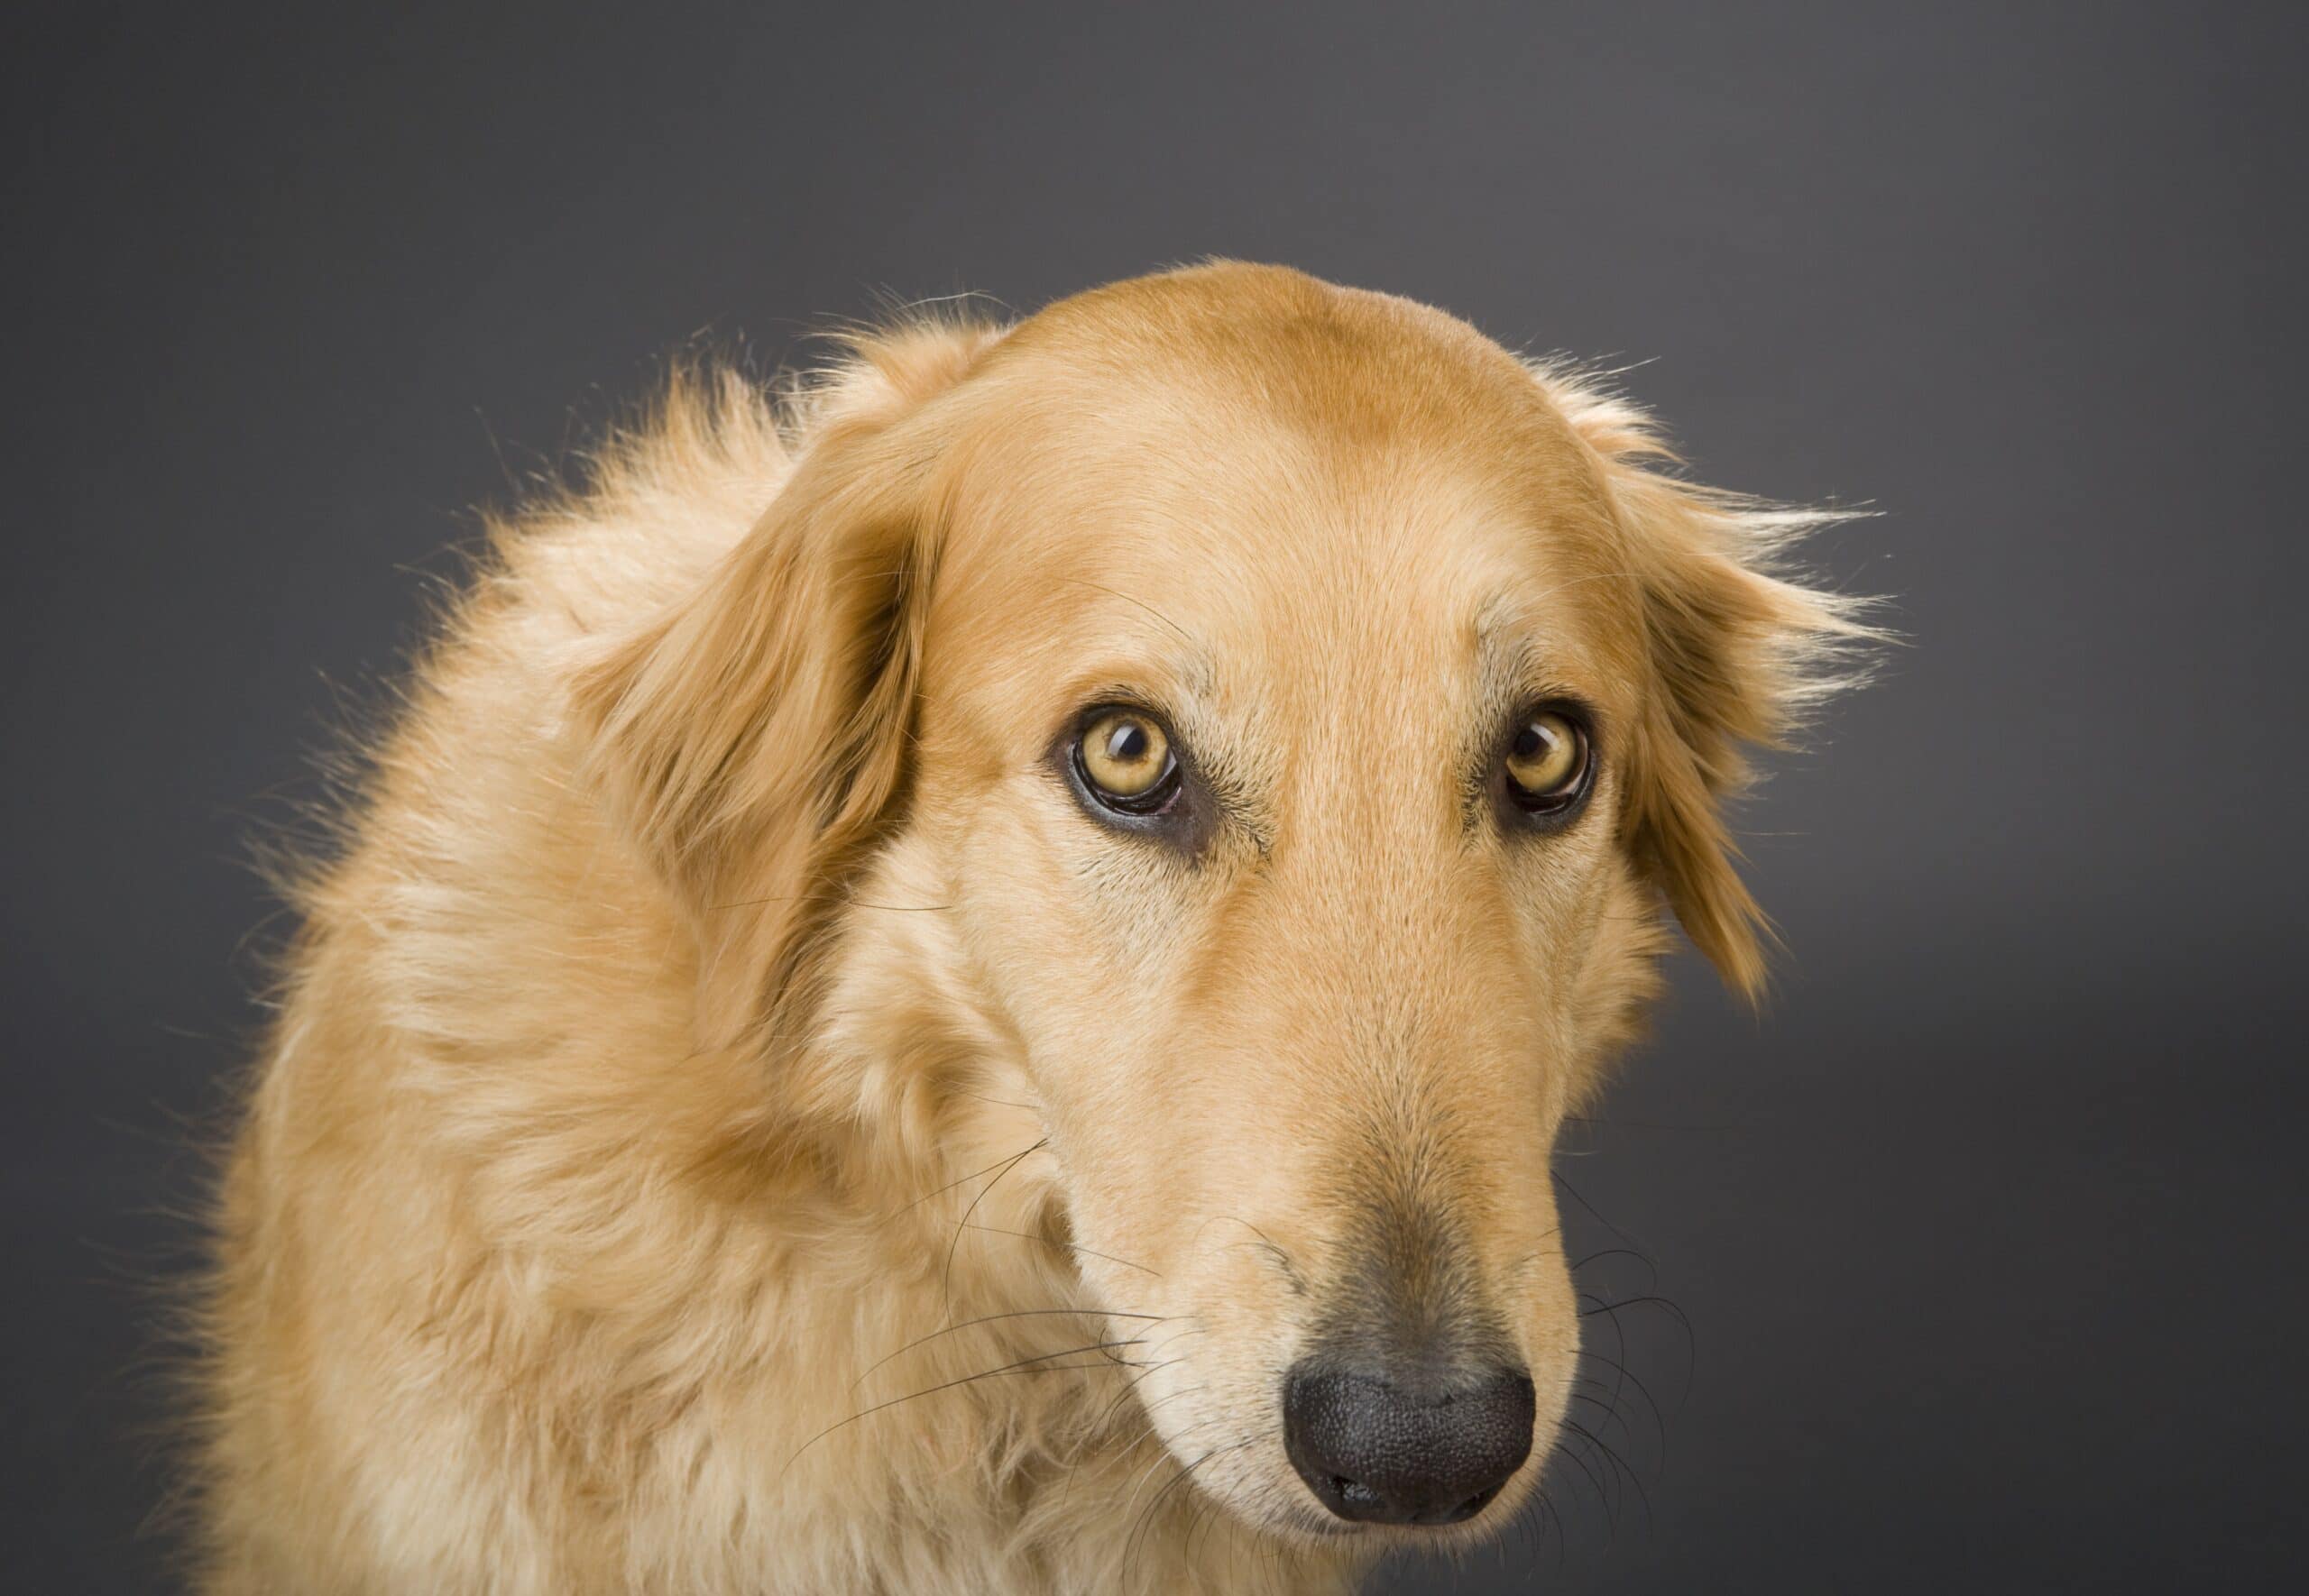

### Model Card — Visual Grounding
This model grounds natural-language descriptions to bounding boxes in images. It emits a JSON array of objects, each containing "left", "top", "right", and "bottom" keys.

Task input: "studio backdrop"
[{"left": 5, "top": 4, "right": 2302, "bottom": 1591}]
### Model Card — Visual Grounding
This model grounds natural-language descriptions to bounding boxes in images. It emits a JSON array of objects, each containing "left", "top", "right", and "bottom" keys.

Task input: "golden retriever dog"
[{"left": 197, "top": 262, "right": 1869, "bottom": 1593}]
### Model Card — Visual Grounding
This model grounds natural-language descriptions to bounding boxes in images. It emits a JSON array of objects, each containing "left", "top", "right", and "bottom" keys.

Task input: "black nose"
[{"left": 1283, "top": 1362, "right": 1536, "bottom": 1526}]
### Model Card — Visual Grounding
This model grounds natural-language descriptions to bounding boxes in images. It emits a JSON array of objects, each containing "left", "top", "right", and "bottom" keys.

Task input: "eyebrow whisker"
[{"left": 1055, "top": 577, "right": 1196, "bottom": 646}]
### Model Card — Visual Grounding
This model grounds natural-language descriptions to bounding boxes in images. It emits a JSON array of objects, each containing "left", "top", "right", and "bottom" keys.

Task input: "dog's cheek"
[
  {"left": 809, "top": 841, "right": 1045, "bottom": 1171},
  {"left": 1552, "top": 862, "right": 1671, "bottom": 1105}
]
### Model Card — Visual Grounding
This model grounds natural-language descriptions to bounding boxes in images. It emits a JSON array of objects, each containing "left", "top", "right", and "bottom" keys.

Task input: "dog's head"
[{"left": 576, "top": 264, "right": 1866, "bottom": 1546}]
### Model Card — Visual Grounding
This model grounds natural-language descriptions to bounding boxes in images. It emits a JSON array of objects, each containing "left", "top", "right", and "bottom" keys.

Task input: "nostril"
[
  {"left": 1283, "top": 1362, "right": 1535, "bottom": 1527},
  {"left": 1446, "top": 1481, "right": 1504, "bottom": 1522}
]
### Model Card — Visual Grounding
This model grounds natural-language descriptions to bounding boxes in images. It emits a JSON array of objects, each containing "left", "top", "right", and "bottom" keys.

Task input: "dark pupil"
[
  {"left": 1513, "top": 722, "right": 1552, "bottom": 763},
  {"left": 1108, "top": 721, "right": 1148, "bottom": 764}
]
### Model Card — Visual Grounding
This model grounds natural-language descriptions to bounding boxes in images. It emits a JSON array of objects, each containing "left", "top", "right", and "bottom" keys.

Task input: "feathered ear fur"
[
  {"left": 570, "top": 320, "right": 1004, "bottom": 1049},
  {"left": 1536, "top": 365, "right": 1877, "bottom": 1000}
]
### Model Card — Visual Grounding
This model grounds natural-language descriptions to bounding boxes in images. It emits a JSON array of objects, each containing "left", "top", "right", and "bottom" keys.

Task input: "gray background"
[{"left": 6, "top": 2, "right": 2304, "bottom": 1590}]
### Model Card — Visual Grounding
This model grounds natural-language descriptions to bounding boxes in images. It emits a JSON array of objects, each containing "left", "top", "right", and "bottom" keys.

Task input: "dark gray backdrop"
[{"left": 6, "top": 3, "right": 2304, "bottom": 1590}]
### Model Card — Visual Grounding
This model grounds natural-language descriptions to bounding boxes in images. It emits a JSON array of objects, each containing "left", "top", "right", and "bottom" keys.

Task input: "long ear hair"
[
  {"left": 569, "top": 320, "right": 1004, "bottom": 1050},
  {"left": 1536, "top": 363, "right": 1881, "bottom": 1000}
]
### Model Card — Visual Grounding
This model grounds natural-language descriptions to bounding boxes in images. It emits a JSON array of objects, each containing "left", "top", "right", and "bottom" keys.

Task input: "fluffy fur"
[{"left": 196, "top": 264, "right": 1869, "bottom": 1592}]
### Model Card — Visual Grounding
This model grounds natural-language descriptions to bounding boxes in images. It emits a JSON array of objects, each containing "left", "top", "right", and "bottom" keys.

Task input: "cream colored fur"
[{"left": 197, "top": 264, "right": 1868, "bottom": 1593}]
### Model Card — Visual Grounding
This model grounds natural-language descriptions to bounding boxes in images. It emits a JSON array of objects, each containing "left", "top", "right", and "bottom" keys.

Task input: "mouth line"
[
  {"left": 1279, "top": 1501, "right": 1518, "bottom": 1545},
  {"left": 1259, "top": 1456, "right": 1545, "bottom": 1548}
]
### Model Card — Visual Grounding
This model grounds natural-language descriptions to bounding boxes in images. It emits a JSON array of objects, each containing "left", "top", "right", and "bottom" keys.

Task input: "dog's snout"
[{"left": 1282, "top": 1362, "right": 1535, "bottom": 1527}]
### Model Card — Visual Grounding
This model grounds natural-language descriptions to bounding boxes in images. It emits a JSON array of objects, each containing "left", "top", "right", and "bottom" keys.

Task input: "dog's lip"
[
  {"left": 1273, "top": 1469, "right": 1538, "bottom": 1545},
  {"left": 1283, "top": 1509, "right": 1502, "bottom": 1546}
]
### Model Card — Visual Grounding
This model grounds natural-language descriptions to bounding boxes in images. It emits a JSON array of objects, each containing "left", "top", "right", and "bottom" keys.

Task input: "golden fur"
[{"left": 197, "top": 263, "right": 1869, "bottom": 1592}]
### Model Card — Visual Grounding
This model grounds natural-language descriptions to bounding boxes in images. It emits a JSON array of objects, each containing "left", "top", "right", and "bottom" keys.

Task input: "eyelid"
[
  {"left": 1505, "top": 688, "right": 1600, "bottom": 736},
  {"left": 1063, "top": 693, "right": 1179, "bottom": 752}
]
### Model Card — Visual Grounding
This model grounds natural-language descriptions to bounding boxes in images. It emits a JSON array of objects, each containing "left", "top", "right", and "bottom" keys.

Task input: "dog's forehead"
[
  {"left": 929, "top": 276, "right": 1633, "bottom": 725},
  {"left": 985, "top": 262, "right": 1567, "bottom": 466}
]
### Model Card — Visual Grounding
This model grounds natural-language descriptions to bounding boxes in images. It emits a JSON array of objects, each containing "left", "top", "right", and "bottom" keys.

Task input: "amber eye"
[
  {"left": 1503, "top": 710, "right": 1591, "bottom": 812},
  {"left": 1075, "top": 709, "right": 1178, "bottom": 812}
]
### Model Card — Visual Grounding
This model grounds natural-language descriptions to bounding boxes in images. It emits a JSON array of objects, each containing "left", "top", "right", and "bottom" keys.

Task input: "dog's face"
[
  {"left": 910, "top": 292, "right": 1663, "bottom": 1542},
  {"left": 578, "top": 265, "right": 1860, "bottom": 1548}
]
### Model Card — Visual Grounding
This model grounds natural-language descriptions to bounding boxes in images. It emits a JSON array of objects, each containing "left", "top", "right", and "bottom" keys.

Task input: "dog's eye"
[
  {"left": 1075, "top": 710, "right": 1179, "bottom": 813},
  {"left": 1502, "top": 710, "right": 1592, "bottom": 815}
]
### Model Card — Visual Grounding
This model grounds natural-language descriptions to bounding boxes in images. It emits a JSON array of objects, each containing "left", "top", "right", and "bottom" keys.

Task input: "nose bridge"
[
  {"left": 1233, "top": 816, "right": 1531, "bottom": 1373},
  {"left": 1258, "top": 702, "right": 1480, "bottom": 1008},
  {"left": 1209, "top": 631, "right": 1546, "bottom": 1352},
  {"left": 1252, "top": 720, "right": 1523, "bottom": 1089},
  {"left": 1246, "top": 811, "right": 1494, "bottom": 1136}
]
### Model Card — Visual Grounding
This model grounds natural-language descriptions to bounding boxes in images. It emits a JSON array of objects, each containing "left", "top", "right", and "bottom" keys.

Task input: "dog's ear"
[
  {"left": 570, "top": 322, "right": 1002, "bottom": 1048},
  {"left": 1538, "top": 367, "right": 1875, "bottom": 1000}
]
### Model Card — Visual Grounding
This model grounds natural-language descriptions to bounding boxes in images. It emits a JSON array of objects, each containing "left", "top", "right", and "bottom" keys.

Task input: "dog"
[{"left": 196, "top": 262, "right": 1870, "bottom": 1592}]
